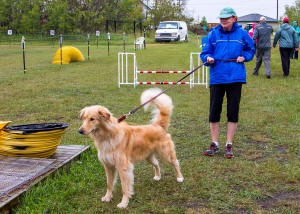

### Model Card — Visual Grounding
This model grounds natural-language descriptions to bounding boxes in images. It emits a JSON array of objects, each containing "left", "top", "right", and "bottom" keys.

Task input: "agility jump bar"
[
  {"left": 137, "top": 70, "right": 189, "bottom": 74},
  {"left": 137, "top": 81, "right": 190, "bottom": 85}
]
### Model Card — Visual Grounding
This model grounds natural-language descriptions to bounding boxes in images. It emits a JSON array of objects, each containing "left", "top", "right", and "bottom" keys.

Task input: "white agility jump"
[{"left": 118, "top": 52, "right": 208, "bottom": 88}]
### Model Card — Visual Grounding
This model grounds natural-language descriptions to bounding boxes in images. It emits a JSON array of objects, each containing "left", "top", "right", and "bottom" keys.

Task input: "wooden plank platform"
[{"left": 0, "top": 145, "right": 90, "bottom": 213}]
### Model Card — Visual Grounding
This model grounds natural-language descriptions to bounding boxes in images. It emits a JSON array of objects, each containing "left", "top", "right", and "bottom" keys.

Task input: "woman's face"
[{"left": 220, "top": 17, "right": 236, "bottom": 31}]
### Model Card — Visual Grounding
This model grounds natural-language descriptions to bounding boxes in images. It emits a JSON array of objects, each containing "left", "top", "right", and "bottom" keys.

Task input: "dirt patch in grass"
[
  {"left": 170, "top": 199, "right": 208, "bottom": 210},
  {"left": 257, "top": 191, "right": 300, "bottom": 209},
  {"left": 245, "top": 142, "right": 290, "bottom": 163},
  {"left": 244, "top": 140, "right": 270, "bottom": 162},
  {"left": 247, "top": 140, "right": 269, "bottom": 147},
  {"left": 184, "top": 200, "right": 208, "bottom": 209},
  {"left": 276, "top": 145, "right": 287, "bottom": 154}
]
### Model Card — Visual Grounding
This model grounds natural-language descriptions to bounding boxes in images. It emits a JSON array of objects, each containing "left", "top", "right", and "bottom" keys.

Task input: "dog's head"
[{"left": 78, "top": 105, "right": 114, "bottom": 136}]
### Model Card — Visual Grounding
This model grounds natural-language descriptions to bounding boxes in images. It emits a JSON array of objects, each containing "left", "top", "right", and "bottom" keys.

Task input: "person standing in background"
[
  {"left": 273, "top": 17, "right": 299, "bottom": 77},
  {"left": 252, "top": 16, "right": 273, "bottom": 78},
  {"left": 248, "top": 22, "right": 257, "bottom": 38},
  {"left": 200, "top": 7, "right": 255, "bottom": 159},
  {"left": 290, "top": 21, "right": 300, "bottom": 59}
]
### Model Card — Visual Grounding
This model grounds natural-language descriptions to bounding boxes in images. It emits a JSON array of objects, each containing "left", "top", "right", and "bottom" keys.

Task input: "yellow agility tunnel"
[
  {"left": 52, "top": 46, "right": 85, "bottom": 64},
  {"left": 0, "top": 121, "right": 69, "bottom": 158}
]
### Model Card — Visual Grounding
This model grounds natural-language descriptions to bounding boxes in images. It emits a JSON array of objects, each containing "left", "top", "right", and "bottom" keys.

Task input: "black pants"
[
  {"left": 290, "top": 49, "right": 298, "bottom": 59},
  {"left": 295, "top": 50, "right": 298, "bottom": 59},
  {"left": 209, "top": 83, "right": 243, "bottom": 123},
  {"left": 280, "top": 47, "right": 293, "bottom": 76}
]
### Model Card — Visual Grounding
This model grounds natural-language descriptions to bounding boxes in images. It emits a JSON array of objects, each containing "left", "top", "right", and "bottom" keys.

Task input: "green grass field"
[{"left": 1, "top": 34, "right": 300, "bottom": 213}]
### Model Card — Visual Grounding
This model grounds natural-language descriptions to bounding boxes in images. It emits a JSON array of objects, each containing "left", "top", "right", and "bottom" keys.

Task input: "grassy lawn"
[{"left": 1, "top": 34, "right": 300, "bottom": 213}]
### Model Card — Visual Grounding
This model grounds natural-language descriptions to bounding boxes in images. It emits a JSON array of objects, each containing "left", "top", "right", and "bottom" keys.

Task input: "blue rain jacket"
[{"left": 200, "top": 22, "right": 255, "bottom": 85}]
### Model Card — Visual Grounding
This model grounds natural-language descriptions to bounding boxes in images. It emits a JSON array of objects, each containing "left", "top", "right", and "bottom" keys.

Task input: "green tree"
[
  {"left": 0, "top": 0, "right": 190, "bottom": 34},
  {"left": 0, "top": 0, "right": 15, "bottom": 31},
  {"left": 80, "top": 0, "right": 106, "bottom": 33},
  {"left": 200, "top": 16, "right": 207, "bottom": 27},
  {"left": 43, "top": 0, "right": 72, "bottom": 34},
  {"left": 149, "top": 0, "right": 189, "bottom": 27},
  {"left": 20, "top": 2, "right": 43, "bottom": 33},
  {"left": 284, "top": 0, "right": 300, "bottom": 23}
]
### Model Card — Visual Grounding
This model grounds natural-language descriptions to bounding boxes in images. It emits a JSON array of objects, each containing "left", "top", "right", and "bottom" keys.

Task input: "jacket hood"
[
  {"left": 281, "top": 23, "right": 292, "bottom": 30},
  {"left": 292, "top": 21, "right": 298, "bottom": 29}
]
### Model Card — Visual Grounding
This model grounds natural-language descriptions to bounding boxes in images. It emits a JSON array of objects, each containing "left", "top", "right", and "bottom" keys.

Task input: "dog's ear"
[
  {"left": 98, "top": 108, "right": 111, "bottom": 120},
  {"left": 79, "top": 108, "right": 86, "bottom": 119}
]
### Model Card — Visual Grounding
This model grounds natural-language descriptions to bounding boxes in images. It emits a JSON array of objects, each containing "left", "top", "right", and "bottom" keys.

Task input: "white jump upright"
[
  {"left": 189, "top": 52, "right": 208, "bottom": 88},
  {"left": 118, "top": 52, "right": 137, "bottom": 88},
  {"left": 118, "top": 52, "right": 208, "bottom": 88}
]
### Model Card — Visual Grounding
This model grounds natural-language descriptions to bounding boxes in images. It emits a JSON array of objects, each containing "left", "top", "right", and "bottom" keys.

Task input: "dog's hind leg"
[
  {"left": 146, "top": 154, "right": 161, "bottom": 181},
  {"left": 101, "top": 164, "right": 117, "bottom": 203},
  {"left": 158, "top": 137, "right": 184, "bottom": 182},
  {"left": 116, "top": 163, "right": 134, "bottom": 208}
]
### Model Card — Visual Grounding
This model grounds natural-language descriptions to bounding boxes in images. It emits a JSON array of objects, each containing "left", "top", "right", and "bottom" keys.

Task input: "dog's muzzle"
[
  {"left": 78, "top": 128, "right": 94, "bottom": 135},
  {"left": 78, "top": 129, "right": 85, "bottom": 135}
]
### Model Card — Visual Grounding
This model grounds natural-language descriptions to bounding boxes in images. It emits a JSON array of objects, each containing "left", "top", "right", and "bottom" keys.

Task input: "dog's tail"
[{"left": 141, "top": 88, "right": 173, "bottom": 131}]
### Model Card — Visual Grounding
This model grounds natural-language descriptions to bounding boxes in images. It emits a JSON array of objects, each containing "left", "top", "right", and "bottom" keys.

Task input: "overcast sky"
[{"left": 185, "top": 0, "right": 297, "bottom": 22}]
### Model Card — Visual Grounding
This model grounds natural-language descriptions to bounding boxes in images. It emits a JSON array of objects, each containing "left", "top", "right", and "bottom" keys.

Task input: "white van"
[{"left": 155, "top": 21, "right": 188, "bottom": 42}]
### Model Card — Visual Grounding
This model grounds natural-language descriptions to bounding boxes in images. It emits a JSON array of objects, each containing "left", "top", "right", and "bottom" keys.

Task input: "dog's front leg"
[
  {"left": 116, "top": 163, "right": 134, "bottom": 208},
  {"left": 101, "top": 164, "right": 117, "bottom": 203}
]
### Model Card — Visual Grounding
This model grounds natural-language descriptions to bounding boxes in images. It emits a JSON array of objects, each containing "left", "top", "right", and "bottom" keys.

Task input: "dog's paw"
[
  {"left": 101, "top": 195, "right": 112, "bottom": 202},
  {"left": 117, "top": 202, "right": 128, "bottom": 209},
  {"left": 153, "top": 175, "right": 161, "bottom": 181},
  {"left": 177, "top": 177, "right": 184, "bottom": 182}
]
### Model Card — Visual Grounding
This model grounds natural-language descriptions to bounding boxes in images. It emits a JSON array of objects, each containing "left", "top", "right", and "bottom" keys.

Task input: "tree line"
[
  {"left": 0, "top": 0, "right": 191, "bottom": 35},
  {"left": 285, "top": 1, "right": 300, "bottom": 24}
]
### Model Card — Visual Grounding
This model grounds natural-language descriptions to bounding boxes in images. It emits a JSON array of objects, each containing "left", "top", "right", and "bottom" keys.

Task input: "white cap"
[{"left": 260, "top": 16, "right": 266, "bottom": 21}]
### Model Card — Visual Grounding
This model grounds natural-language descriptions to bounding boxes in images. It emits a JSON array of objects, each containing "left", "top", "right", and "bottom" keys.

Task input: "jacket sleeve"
[
  {"left": 273, "top": 29, "right": 281, "bottom": 47},
  {"left": 200, "top": 31, "right": 214, "bottom": 66},
  {"left": 292, "top": 29, "right": 299, "bottom": 48},
  {"left": 252, "top": 27, "right": 258, "bottom": 41},
  {"left": 242, "top": 31, "right": 255, "bottom": 62}
]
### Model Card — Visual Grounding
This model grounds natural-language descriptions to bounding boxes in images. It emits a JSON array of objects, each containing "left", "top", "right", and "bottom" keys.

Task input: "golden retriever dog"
[{"left": 78, "top": 88, "right": 184, "bottom": 208}]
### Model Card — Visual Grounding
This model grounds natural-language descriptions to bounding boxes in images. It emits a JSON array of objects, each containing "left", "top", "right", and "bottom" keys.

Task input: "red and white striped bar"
[
  {"left": 137, "top": 70, "right": 189, "bottom": 74},
  {"left": 137, "top": 82, "right": 190, "bottom": 85}
]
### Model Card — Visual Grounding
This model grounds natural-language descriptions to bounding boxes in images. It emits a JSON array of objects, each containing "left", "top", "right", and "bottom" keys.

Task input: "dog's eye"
[{"left": 90, "top": 118, "right": 95, "bottom": 121}]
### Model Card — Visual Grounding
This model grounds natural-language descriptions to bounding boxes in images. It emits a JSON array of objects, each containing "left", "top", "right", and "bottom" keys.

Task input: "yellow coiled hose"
[{"left": 0, "top": 121, "right": 69, "bottom": 158}]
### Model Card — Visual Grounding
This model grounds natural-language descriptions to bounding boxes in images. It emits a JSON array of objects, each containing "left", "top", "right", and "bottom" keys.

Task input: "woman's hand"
[
  {"left": 236, "top": 56, "right": 245, "bottom": 63},
  {"left": 207, "top": 56, "right": 215, "bottom": 64}
]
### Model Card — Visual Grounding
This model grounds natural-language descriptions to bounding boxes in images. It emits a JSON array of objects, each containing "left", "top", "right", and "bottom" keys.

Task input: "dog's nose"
[{"left": 78, "top": 129, "right": 84, "bottom": 135}]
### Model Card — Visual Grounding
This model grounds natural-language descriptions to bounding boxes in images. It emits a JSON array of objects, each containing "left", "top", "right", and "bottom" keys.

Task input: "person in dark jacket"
[
  {"left": 200, "top": 7, "right": 255, "bottom": 159},
  {"left": 252, "top": 16, "right": 273, "bottom": 78},
  {"left": 273, "top": 17, "right": 299, "bottom": 76}
]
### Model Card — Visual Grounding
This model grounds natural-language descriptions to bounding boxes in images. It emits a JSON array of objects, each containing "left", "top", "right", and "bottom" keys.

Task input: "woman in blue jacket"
[{"left": 200, "top": 7, "right": 255, "bottom": 158}]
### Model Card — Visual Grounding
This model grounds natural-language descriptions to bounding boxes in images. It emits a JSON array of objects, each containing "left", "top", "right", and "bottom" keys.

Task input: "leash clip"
[{"left": 117, "top": 112, "right": 132, "bottom": 123}]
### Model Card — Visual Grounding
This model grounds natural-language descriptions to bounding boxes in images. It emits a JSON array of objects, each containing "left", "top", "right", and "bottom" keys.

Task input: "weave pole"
[
  {"left": 87, "top": 34, "right": 90, "bottom": 60},
  {"left": 21, "top": 36, "right": 26, "bottom": 74},
  {"left": 59, "top": 34, "right": 63, "bottom": 66}
]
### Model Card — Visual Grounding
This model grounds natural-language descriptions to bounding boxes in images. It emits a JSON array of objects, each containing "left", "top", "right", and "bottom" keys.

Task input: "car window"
[{"left": 159, "top": 23, "right": 178, "bottom": 29}]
